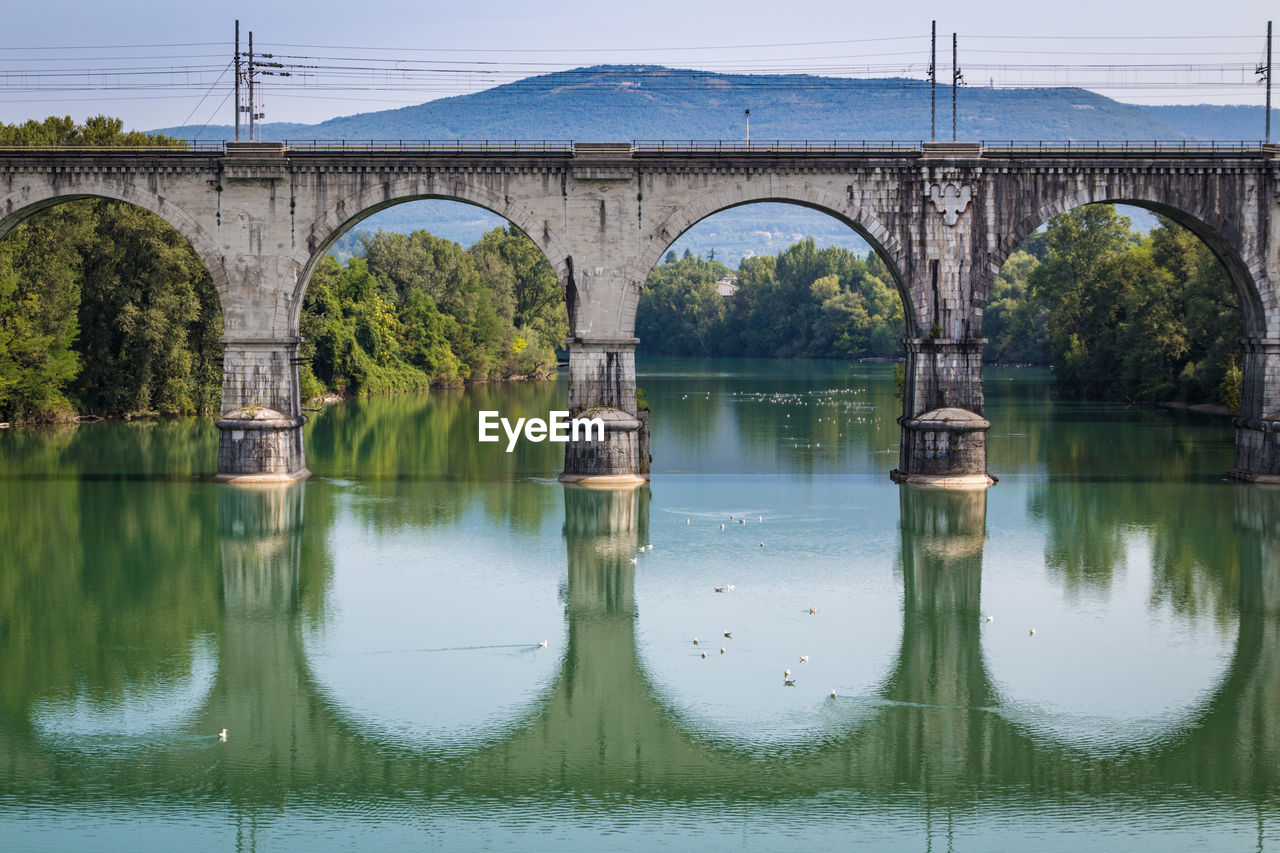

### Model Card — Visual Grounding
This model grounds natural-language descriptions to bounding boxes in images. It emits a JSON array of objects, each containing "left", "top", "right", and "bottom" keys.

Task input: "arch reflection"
[{"left": 0, "top": 475, "right": 1275, "bottom": 814}]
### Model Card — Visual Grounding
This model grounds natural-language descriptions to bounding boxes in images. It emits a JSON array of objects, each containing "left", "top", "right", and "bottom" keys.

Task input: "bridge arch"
[
  {"left": 988, "top": 186, "right": 1271, "bottom": 339},
  {"left": 0, "top": 183, "right": 230, "bottom": 307},
  {"left": 634, "top": 187, "right": 917, "bottom": 336},
  {"left": 291, "top": 177, "right": 571, "bottom": 329}
]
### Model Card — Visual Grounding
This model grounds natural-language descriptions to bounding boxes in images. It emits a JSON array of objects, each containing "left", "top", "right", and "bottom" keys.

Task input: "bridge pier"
[
  {"left": 1229, "top": 338, "right": 1280, "bottom": 483},
  {"left": 892, "top": 338, "right": 995, "bottom": 488},
  {"left": 559, "top": 337, "right": 648, "bottom": 486},
  {"left": 214, "top": 337, "right": 310, "bottom": 484}
]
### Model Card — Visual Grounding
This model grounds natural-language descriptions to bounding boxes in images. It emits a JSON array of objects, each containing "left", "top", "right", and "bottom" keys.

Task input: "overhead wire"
[
  {"left": 174, "top": 61, "right": 233, "bottom": 135},
  {"left": 0, "top": 31, "right": 1271, "bottom": 117}
]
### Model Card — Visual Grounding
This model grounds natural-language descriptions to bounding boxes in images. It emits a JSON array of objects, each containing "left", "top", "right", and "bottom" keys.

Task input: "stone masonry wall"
[{"left": 1, "top": 147, "right": 1274, "bottom": 481}]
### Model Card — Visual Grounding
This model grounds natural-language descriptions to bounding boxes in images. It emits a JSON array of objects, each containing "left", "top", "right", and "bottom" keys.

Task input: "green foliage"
[
  {"left": 0, "top": 115, "right": 183, "bottom": 148},
  {"left": 1022, "top": 204, "right": 1241, "bottom": 407},
  {"left": 300, "top": 226, "right": 568, "bottom": 399},
  {"left": 984, "top": 250, "right": 1051, "bottom": 365},
  {"left": 0, "top": 118, "right": 219, "bottom": 422},
  {"left": 638, "top": 238, "right": 906, "bottom": 361},
  {"left": 0, "top": 222, "right": 81, "bottom": 421},
  {"left": 636, "top": 252, "right": 729, "bottom": 356}
]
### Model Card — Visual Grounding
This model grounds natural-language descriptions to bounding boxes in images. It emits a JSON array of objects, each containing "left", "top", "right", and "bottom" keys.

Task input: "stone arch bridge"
[{"left": 2, "top": 139, "right": 1277, "bottom": 485}]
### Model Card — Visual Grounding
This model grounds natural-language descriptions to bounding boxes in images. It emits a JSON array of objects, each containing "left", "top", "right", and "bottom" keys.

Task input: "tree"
[{"left": 0, "top": 118, "right": 222, "bottom": 421}]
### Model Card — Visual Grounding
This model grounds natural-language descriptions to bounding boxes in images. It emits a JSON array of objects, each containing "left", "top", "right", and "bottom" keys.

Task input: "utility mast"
[
  {"left": 237, "top": 27, "right": 286, "bottom": 141},
  {"left": 929, "top": 21, "right": 936, "bottom": 142},
  {"left": 1265, "top": 21, "right": 1274, "bottom": 143},
  {"left": 233, "top": 21, "right": 241, "bottom": 141},
  {"left": 952, "top": 33, "right": 964, "bottom": 142},
  {"left": 248, "top": 31, "right": 256, "bottom": 141}
]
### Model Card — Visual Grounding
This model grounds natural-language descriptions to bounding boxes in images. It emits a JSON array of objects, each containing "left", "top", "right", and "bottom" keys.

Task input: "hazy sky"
[{"left": 1, "top": 0, "right": 1275, "bottom": 130}]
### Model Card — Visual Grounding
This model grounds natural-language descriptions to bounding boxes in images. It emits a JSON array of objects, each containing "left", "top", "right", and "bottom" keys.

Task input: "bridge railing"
[
  {"left": 0, "top": 139, "right": 1272, "bottom": 158},
  {"left": 0, "top": 141, "right": 225, "bottom": 154},
  {"left": 282, "top": 139, "right": 575, "bottom": 153},
  {"left": 980, "top": 139, "right": 1267, "bottom": 155},
  {"left": 632, "top": 139, "right": 925, "bottom": 153}
]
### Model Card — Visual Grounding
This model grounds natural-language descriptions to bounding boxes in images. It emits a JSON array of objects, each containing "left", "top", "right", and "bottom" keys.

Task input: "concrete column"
[
  {"left": 559, "top": 336, "right": 648, "bottom": 486},
  {"left": 891, "top": 337, "right": 995, "bottom": 488},
  {"left": 1229, "top": 338, "right": 1280, "bottom": 482},
  {"left": 215, "top": 337, "right": 310, "bottom": 484}
]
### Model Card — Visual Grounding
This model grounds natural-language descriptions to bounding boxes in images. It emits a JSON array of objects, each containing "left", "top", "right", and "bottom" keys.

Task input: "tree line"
[
  {"left": 0, "top": 119, "right": 222, "bottom": 422},
  {"left": 639, "top": 205, "right": 1242, "bottom": 408},
  {"left": 298, "top": 226, "right": 567, "bottom": 398},
  {"left": 637, "top": 239, "right": 905, "bottom": 360}
]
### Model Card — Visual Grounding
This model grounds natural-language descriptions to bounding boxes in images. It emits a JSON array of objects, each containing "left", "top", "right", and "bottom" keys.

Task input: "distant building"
[{"left": 716, "top": 275, "right": 739, "bottom": 297}]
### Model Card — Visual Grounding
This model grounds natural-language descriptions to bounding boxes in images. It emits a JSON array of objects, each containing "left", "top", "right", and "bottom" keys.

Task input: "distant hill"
[
  {"left": 1138, "top": 105, "right": 1279, "bottom": 141},
  {"left": 159, "top": 65, "right": 1189, "bottom": 143}
]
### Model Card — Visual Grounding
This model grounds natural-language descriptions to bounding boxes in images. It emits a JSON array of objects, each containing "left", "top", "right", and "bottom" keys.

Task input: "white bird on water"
[
  {"left": 830, "top": 689, "right": 837, "bottom": 699},
  {"left": 538, "top": 640, "right": 548, "bottom": 648},
  {"left": 218, "top": 728, "right": 227, "bottom": 742}
]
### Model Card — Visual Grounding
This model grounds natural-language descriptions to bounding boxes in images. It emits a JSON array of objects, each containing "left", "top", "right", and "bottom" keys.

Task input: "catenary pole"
[
  {"left": 233, "top": 21, "right": 241, "bottom": 141},
  {"left": 952, "top": 33, "right": 959, "bottom": 142},
  {"left": 930, "top": 21, "right": 936, "bottom": 142}
]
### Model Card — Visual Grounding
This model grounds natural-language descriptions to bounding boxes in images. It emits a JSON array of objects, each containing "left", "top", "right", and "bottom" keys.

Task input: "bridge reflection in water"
[{"left": 1, "top": 480, "right": 1278, "bottom": 838}]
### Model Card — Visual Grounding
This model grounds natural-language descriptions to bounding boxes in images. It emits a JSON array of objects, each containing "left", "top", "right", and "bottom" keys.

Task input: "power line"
[
  {"left": 174, "top": 61, "right": 233, "bottom": 136},
  {"left": 259, "top": 36, "right": 926, "bottom": 53},
  {"left": 0, "top": 41, "right": 225, "bottom": 50}
]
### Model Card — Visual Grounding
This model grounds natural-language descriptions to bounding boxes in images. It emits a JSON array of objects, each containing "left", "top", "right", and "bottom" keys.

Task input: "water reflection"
[
  {"left": 0, "top": 453, "right": 1271, "bottom": 800},
  {"left": 884, "top": 486, "right": 992, "bottom": 788},
  {"left": 1, "top": 363, "right": 1279, "bottom": 849}
]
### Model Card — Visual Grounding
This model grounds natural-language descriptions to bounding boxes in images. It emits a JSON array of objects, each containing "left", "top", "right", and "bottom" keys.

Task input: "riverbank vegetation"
[
  {"left": 640, "top": 205, "right": 1242, "bottom": 408},
  {"left": 298, "top": 226, "right": 567, "bottom": 398},
  {"left": 0, "top": 119, "right": 222, "bottom": 423}
]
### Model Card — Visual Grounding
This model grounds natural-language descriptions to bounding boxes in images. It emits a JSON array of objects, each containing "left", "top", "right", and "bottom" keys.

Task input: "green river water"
[{"left": 0, "top": 358, "right": 1275, "bottom": 851}]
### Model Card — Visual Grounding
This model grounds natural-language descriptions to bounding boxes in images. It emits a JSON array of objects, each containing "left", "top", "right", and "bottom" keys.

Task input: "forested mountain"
[{"left": 154, "top": 66, "right": 1192, "bottom": 142}]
